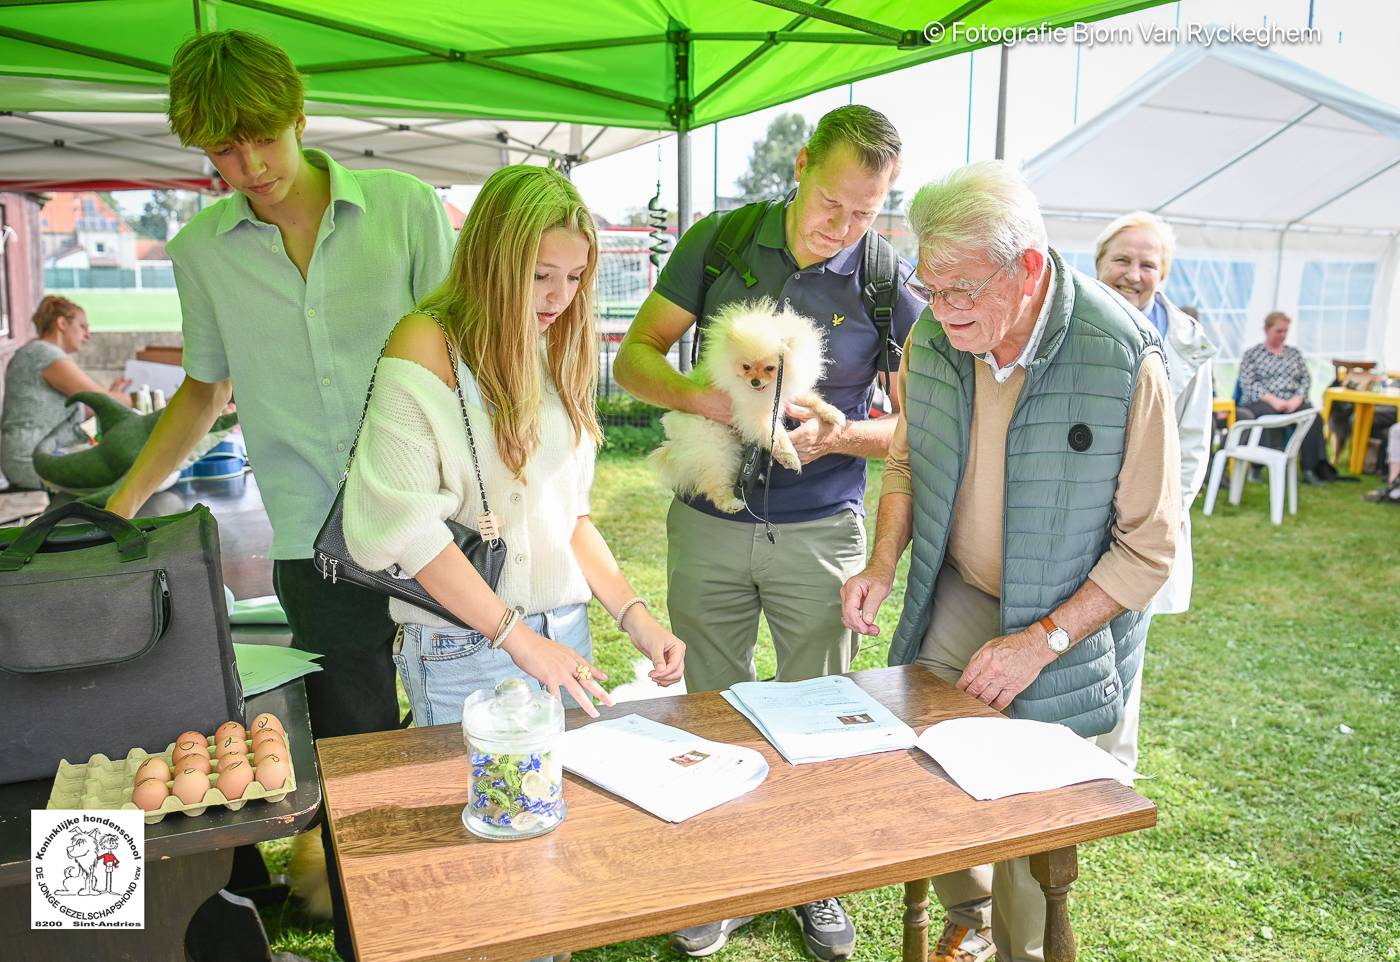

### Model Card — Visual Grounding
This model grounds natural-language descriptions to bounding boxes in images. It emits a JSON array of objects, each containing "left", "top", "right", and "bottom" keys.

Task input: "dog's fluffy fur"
[{"left": 650, "top": 298, "right": 845, "bottom": 514}]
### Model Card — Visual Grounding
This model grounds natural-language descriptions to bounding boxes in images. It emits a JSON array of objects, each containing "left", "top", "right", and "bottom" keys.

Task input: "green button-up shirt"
[{"left": 168, "top": 149, "right": 455, "bottom": 559}]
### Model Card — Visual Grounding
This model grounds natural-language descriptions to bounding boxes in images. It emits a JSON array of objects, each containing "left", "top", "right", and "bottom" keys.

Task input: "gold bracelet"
[
  {"left": 615, "top": 597, "right": 648, "bottom": 632},
  {"left": 491, "top": 606, "right": 524, "bottom": 649}
]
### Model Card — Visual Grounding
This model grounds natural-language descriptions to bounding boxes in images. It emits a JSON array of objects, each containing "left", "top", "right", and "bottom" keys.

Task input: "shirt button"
[
  {"left": 792, "top": 273, "right": 801, "bottom": 280},
  {"left": 271, "top": 244, "right": 280, "bottom": 253},
  {"left": 510, "top": 492, "right": 522, "bottom": 504},
  {"left": 336, "top": 441, "right": 346, "bottom": 452},
  {"left": 783, "top": 297, "right": 792, "bottom": 307},
  {"left": 321, "top": 377, "right": 331, "bottom": 386},
  {"left": 307, "top": 308, "right": 317, "bottom": 318},
  {"left": 514, "top": 553, "right": 527, "bottom": 565}
]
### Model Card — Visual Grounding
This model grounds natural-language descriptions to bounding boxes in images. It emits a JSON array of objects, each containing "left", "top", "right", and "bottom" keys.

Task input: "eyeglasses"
[{"left": 905, "top": 261, "right": 1010, "bottom": 311}]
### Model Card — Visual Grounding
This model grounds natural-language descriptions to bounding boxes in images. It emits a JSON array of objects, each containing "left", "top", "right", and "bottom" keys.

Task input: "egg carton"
[{"left": 46, "top": 735, "right": 297, "bottom": 824}]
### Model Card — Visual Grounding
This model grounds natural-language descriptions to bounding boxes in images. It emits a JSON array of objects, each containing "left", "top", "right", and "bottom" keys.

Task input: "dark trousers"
[
  {"left": 273, "top": 558, "right": 400, "bottom": 962},
  {"left": 1238, "top": 401, "right": 1328, "bottom": 471}
]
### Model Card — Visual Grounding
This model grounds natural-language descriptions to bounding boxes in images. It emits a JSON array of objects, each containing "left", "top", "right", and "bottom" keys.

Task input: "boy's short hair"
[{"left": 167, "top": 30, "right": 305, "bottom": 148}]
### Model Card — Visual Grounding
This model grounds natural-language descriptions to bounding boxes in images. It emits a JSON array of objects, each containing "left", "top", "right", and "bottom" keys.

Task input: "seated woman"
[
  {"left": 1, "top": 295, "right": 131, "bottom": 490},
  {"left": 1236, "top": 311, "right": 1335, "bottom": 484},
  {"left": 344, "top": 165, "right": 684, "bottom": 724}
]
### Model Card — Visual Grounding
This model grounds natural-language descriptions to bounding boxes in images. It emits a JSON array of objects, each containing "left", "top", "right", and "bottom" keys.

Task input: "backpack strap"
[
  {"left": 861, "top": 228, "right": 902, "bottom": 384},
  {"left": 693, "top": 200, "right": 775, "bottom": 366}
]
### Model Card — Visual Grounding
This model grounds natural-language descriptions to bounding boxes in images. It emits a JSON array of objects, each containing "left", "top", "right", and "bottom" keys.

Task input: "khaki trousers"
[
  {"left": 666, "top": 499, "right": 866, "bottom": 693},
  {"left": 916, "top": 563, "right": 1051, "bottom": 962}
]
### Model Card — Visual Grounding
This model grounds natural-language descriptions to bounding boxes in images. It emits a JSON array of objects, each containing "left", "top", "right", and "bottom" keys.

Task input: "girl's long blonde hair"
[{"left": 419, "top": 165, "right": 603, "bottom": 478}]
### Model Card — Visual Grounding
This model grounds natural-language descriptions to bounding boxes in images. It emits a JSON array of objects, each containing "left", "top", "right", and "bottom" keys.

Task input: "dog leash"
[{"left": 738, "top": 354, "right": 784, "bottom": 544}]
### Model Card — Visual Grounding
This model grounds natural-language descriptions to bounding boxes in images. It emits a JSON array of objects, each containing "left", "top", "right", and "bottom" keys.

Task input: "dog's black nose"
[{"left": 750, "top": 378, "right": 761, "bottom": 387}]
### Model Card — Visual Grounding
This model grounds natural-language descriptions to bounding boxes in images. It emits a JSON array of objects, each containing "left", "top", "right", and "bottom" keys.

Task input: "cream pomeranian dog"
[{"left": 650, "top": 298, "right": 845, "bottom": 514}]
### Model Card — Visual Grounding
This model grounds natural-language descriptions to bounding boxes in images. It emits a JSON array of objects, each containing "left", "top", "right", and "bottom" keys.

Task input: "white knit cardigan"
[{"left": 343, "top": 355, "right": 595, "bottom": 628}]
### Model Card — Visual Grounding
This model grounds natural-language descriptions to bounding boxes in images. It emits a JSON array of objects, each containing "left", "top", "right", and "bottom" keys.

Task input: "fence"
[{"left": 44, "top": 261, "right": 176, "bottom": 291}]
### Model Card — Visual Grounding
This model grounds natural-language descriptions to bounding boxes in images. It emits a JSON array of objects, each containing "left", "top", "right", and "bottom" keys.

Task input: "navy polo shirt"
[{"left": 652, "top": 196, "right": 922, "bottom": 524}]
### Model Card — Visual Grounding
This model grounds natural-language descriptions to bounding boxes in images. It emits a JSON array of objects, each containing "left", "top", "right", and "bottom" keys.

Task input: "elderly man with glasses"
[{"left": 841, "top": 161, "right": 1181, "bottom": 962}]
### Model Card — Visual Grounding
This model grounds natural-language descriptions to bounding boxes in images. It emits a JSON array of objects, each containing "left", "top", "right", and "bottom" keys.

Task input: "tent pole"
[
  {"left": 994, "top": 44, "right": 1008, "bottom": 160},
  {"left": 677, "top": 125, "right": 694, "bottom": 372}
]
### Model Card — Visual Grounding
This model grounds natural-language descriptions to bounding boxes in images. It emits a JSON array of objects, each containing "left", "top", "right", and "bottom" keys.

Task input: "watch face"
[{"left": 1048, "top": 629, "right": 1070, "bottom": 653}]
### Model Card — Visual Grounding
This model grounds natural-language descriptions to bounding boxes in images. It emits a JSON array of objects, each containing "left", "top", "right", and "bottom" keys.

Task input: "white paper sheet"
[
  {"left": 916, "top": 717, "right": 1142, "bottom": 801},
  {"left": 559, "top": 714, "right": 768, "bottom": 822},
  {"left": 723, "top": 675, "right": 917, "bottom": 764}
]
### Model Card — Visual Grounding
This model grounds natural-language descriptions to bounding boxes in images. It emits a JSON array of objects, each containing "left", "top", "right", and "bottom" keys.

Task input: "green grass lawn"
[
  {"left": 59, "top": 290, "right": 184, "bottom": 332},
  {"left": 259, "top": 455, "right": 1400, "bottom": 962}
]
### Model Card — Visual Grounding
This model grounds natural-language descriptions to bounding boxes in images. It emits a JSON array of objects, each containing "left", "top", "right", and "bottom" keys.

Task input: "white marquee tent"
[
  {"left": 1023, "top": 40, "right": 1400, "bottom": 370},
  {"left": 0, "top": 79, "right": 663, "bottom": 191}
]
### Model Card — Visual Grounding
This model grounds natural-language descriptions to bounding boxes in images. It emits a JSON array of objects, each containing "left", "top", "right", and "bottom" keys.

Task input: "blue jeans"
[{"left": 394, "top": 603, "right": 592, "bottom": 727}]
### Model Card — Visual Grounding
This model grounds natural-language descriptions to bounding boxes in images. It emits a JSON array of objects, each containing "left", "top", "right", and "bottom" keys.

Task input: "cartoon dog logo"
[{"left": 55, "top": 828, "right": 103, "bottom": 896}]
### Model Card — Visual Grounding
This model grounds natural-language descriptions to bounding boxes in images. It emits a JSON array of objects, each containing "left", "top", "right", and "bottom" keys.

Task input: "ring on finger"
[{"left": 574, "top": 663, "right": 593, "bottom": 682}]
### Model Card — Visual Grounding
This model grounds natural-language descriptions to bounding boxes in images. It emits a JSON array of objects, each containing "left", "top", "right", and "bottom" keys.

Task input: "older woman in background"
[
  {"left": 1093, "top": 211, "right": 1215, "bottom": 770},
  {"left": 1236, "top": 311, "right": 1334, "bottom": 483},
  {"left": 1, "top": 295, "right": 131, "bottom": 490}
]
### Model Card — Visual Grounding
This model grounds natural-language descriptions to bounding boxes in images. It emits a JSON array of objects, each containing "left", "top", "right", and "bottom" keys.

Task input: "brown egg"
[
  {"left": 131, "top": 776, "right": 171, "bottom": 811},
  {"left": 215, "top": 721, "right": 247, "bottom": 744},
  {"left": 172, "top": 767, "right": 210, "bottom": 805},
  {"left": 215, "top": 733, "right": 249, "bottom": 759},
  {"left": 173, "top": 751, "right": 211, "bottom": 775},
  {"left": 250, "top": 712, "right": 285, "bottom": 737},
  {"left": 251, "top": 728, "right": 286, "bottom": 754},
  {"left": 174, "top": 734, "right": 211, "bottom": 758},
  {"left": 253, "top": 753, "right": 289, "bottom": 792},
  {"left": 214, "top": 758, "right": 255, "bottom": 800},
  {"left": 134, "top": 756, "right": 171, "bottom": 783}
]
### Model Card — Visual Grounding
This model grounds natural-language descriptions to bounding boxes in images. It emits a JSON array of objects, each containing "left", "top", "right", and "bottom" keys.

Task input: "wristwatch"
[{"left": 1038, "top": 616, "right": 1071, "bottom": 655}]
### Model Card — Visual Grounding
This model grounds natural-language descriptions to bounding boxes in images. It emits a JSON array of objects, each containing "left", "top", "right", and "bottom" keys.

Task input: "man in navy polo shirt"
[{"left": 614, "top": 105, "right": 920, "bottom": 961}]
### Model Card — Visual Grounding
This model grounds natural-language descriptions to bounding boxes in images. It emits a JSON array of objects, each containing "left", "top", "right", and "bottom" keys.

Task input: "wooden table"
[
  {"left": 318, "top": 665, "right": 1157, "bottom": 962},
  {"left": 1321, "top": 387, "right": 1400, "bottom": 475}
]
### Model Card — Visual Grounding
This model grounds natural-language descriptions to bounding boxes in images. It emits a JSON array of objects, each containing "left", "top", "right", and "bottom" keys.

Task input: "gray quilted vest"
[{"left": 889, "top": 250, "right": 1163, "bottom": 737}]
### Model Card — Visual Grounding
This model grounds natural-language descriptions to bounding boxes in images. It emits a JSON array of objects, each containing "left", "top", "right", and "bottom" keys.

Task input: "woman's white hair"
[
  {"left": 1094, "top": 210, "right": 1176, "bottom": 280},
  {"left": 906, "top": 160, "right": 1047, "bottom": 272}
]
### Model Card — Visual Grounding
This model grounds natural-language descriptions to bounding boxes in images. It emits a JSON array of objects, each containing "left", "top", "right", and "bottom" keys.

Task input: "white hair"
[
  {"left": 1094, "top": 210, "right": 1176, "bottom": 280},
  {"left": 906, "top": 160, "right": 1047, "bottom": 272}
]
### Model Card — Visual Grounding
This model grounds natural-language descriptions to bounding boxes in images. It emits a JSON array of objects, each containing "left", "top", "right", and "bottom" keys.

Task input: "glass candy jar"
[{"left": 461, "top": 678, "right": 566, "bottom": 840}]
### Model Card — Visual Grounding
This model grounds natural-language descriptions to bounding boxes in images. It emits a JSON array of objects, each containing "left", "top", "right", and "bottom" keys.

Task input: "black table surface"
[{"left": 0, "top": 470, "right": 317, "bottom": 887}]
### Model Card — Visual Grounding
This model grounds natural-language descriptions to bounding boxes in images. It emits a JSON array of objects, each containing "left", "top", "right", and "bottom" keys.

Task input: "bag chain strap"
[{"left": 338, "top": 310, "right": 499, "bottom": 541}]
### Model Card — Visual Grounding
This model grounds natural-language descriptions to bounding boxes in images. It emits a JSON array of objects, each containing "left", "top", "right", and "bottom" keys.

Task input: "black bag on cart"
[{"left": 0, "top": 501, "right": 243, "bottom": 785}]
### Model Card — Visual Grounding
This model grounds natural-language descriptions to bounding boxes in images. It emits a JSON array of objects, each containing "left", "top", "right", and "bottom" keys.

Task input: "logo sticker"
[{"left": 31, "top": 811, "right": 144, "bottom": 930}]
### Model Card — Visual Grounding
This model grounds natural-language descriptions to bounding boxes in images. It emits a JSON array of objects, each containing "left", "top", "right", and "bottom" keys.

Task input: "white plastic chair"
[{"left": 1203, "top": 409, "right": 1318, "bottom": 525}]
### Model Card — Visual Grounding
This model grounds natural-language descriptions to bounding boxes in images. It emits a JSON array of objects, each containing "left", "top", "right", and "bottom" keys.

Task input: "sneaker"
[
  {"left": 668, "top": 917, "right": 754, "bottom": 957},
  {"left": 788, "top": 897, "right": 856, "bottom": 960},
  {"left": 931, "top": 920, "right": 996, "bottom": 962}
]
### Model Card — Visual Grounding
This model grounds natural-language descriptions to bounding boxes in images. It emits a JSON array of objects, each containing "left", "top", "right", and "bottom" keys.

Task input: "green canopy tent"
[
  {"left": 2, "top": 0, "right": 1171, "bottom": 360},
  {"left": 2, "top": 0, "right": 1175, "bottom": 190}
]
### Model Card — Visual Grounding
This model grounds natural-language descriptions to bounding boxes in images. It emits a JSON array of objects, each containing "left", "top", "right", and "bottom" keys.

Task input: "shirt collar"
[
  {"left": 977, "top": 255, "right": 1058, "bottom": 384},
  {"left": 756, "top": 188, "right": 862, "bottom": 276},
  {"left": 215, "top": 148, "right": 364, "bottom": 236}
]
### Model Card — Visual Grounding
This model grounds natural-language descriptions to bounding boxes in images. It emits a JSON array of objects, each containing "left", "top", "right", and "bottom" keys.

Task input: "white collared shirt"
[
  {"left": 168, "top": 149, "right": 455, "bottom": 559},
  {"left": 976, "top": 256, "right": 1058, "bottom": 384}
]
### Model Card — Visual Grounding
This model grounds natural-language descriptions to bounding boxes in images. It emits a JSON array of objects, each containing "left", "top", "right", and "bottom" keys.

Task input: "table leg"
[
  {"left": 901, "top": 877, "right": 930, "bottom": 962},
  {"left": 1352, "top": 403, "right": 1376, "bottom": 475},
  {"left": 1029, "top": 846, "right": 1078, "bottom": 962}
]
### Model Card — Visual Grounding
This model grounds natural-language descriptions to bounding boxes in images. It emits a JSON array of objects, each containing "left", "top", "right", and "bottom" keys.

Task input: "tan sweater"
[
  {"left": 343, "top": 356, "right": 595, "bottom": 627},
  {"left": 882, "top": 336, "right": 1179, "bottom": 612}
]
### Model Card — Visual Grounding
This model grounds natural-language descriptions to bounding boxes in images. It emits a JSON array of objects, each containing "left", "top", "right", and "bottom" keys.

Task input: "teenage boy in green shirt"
[{"left": 106, "top": 30, "right": 454, "bottom": 961}]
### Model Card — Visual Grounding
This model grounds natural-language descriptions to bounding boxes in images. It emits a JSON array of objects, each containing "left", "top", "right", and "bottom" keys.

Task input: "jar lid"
[{"left": 462, "top": 678, "right": 563, "bottom": 746}]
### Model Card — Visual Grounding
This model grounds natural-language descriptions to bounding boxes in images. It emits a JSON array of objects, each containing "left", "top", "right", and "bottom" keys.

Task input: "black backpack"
[{"left": 692, "top": 200, "right": 903, "bottom": 384}]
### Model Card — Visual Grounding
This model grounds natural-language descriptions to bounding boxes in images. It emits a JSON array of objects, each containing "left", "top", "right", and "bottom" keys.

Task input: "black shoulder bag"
[{"left": 312, "top": 311, "right": 506, "bottom": 629}]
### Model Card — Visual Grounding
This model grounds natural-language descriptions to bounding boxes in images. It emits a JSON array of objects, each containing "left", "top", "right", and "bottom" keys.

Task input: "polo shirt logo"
[{"left": 831, "top": 313, "right": 845, "bottom": 326}]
